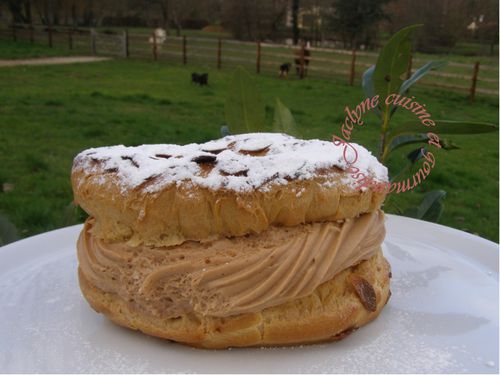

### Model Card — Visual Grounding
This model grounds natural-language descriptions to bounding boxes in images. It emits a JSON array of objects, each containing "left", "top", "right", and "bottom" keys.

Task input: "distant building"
[{"left": 285, "top": 2, "right": 323, "bottom": 31}]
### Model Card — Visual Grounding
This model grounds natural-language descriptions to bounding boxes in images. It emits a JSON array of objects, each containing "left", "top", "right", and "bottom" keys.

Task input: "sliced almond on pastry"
[{"left": 349, "top": 274, "right": 377, "bottom": 312}]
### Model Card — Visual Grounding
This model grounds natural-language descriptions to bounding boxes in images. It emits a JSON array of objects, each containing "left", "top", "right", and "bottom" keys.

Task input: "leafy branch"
[
  {"left": 224, "top": 66, "right": 265, "bottom": 134},
  {"left": 372, "top": 24, "right": 421, "bottom": 154},
  {"left": 223, "top": 66, "right": 299, "bottom": 137},
  {"left": 363, "top": 24, "right": 498, "bottom": 221}
]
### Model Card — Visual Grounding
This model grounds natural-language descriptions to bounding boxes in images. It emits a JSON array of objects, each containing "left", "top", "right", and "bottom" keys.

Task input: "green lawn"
[
  {"left": 0, "top": 48, "right": 498, "bottom": 243},
  {"left": 0, "top": 38, "right": 77, "bottom": 59},
  {"left": 1, "top": 32, "right": 497, "bottom": 95}
]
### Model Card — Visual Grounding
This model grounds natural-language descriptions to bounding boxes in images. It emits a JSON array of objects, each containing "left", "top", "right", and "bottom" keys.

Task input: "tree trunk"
[
  {"left": 242, "top": 1, "right": 253, "bottom": 40},
  {"left": 270, "top": 2, "right": 286, "bottom": 39},
  {"left": 171, "top": 7, "right": 181, "bottom": 37},
  {"left": 292, "top": 0, "right": 300, "bottom": 45},
  {"left": 33, "top": 1, "right": 47, "bottom": 25},
  {"left": 24, "top": 0, "right": 32, "bottom": 24},
  {"left": 71, "top": 0, "right": 77, "bottom": 27},
  {"left": 255, "top": 0, "right": 261, "bottom": 41},
  {"left": 7, "top": 0, "right": 27, "bottom": 23},
  {"left": 44, "top": 0, "right": 50, "bottom": 25},
  {"left": 52, "top": 0, "right": 62, "bottom": 25},
  {"left": 83, "top": 0, "right": 94, "bottom": 27},
  {"left": 159, "top": 0, "right": 170, "bottom": 35}
]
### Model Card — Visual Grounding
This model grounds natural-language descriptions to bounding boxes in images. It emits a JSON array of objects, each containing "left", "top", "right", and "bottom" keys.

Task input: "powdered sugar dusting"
[{"left": 73, "top": 133, "right": 388, "bottom": 193}]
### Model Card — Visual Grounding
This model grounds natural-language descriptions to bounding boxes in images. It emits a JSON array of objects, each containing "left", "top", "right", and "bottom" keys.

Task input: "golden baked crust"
[
  {"left": 78, "top": 250, "right": 391, "bottom": 349},
  {"left": 71, "top": 133, "right": 388, "bottom": 247},
  {"left": 72, "top": 173, "right": 386, "bottom": 247}
]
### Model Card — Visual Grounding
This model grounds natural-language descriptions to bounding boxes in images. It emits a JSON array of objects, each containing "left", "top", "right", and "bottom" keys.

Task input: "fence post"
[
  {"left": 299, "top": 43, "right": 305, "bottom": 79},
  {"left": 30, "top": 24, "right": 34, "bottom": 43},
  {"left": 68, "top": 28, "right": 73, "bottom": 50},
  {"left": 349, "top": 48, "right": 356, "bottom": 86},
  {"left": 123, "top": 29, "right": 129, "bottom": 58},
  {"left": 469, "top": 61, "right": 480, "bottom": 103},
  {"left": 182, "top": 35, "right": 187, "bottom": 65},
  {"left": 152, "top": 31, "right": 158, "bottom": 61},
  {"left": 256, "top": 41, "right": 261, "bottom": 74},
  {"left": 406, "top": 53, "right": 413, "bottom": 79},
  {"left": 11, "top": 24, "right": 16, "bottom": 41},
  {"left": 217, "top": 38, "right": 222, "bottom": 69},
  {"left": 48, "top": 25, "right": 53, "bottom": 47},
  {"left": 90, "top": 29, "right": 96, "bottom": 55}
]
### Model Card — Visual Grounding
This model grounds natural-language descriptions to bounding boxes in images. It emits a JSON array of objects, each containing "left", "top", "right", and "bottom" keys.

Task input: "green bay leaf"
[
  {"left": 373, "top": 24, "right": 422, "bottom": 113},
  {"left": 272, "top": 98, "right": 299, "bottom": 136},
  {"left": 224, "top": 66, "right": 265, "bottom": 134}
]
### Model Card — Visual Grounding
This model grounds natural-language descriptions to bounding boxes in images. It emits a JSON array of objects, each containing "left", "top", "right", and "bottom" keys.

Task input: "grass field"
[
  {"left": 0, "top": 38, "right": 78, "bottom": 59},
  {"left": 1, "top": 29, "right": 498, "bottom": 96},
  {"left": 0, "top": 42, "right": 498, "bottom": 243}
]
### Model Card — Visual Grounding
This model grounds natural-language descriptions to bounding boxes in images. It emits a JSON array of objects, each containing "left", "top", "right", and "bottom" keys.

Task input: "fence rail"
[{"left": 1, "top": 23, "right": 498, "bottom": 101}]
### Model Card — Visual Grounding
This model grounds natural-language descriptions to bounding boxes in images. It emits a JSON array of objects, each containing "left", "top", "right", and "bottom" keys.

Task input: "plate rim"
[{"left": 0, "top": 214, "right": 498, "bottom": 373}]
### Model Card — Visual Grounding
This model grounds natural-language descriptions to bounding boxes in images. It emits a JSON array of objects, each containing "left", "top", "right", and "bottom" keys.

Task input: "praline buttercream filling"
[{"left": 77, "top": 210, "right": 385, "bottom": 318}]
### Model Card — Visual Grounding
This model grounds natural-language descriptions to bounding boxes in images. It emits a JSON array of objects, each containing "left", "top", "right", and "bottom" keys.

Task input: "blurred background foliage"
[{"left": 0, "top": 0, "right": 498, "bottom": 55}]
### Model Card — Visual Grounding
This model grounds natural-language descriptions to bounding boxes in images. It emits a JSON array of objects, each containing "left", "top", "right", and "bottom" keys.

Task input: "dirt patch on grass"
[{"left": 0, "top": 56, "right": 111, "bottom": 67}]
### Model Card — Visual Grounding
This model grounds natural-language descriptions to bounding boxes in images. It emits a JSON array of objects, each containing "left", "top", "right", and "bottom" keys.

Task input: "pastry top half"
[{"left": 72, "top": 133, "right": 388, "bottom": 247}]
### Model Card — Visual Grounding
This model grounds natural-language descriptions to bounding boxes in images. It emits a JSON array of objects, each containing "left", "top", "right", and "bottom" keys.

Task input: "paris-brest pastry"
[{"left": 72, "top": 133, "right": 391, "bottom": 348}]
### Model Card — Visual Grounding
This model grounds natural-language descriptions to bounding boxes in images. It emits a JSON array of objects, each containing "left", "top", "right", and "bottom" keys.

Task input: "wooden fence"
[{"left": 1, "top": 23, "right": 498, "bottom": 101}]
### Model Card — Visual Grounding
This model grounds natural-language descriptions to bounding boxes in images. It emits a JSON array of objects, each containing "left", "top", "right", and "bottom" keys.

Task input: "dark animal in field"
[
  {"left": 191, "top": 72, "right": 209, "bottom": 86},
  {"left": 279, "top": 63, "right": 291, "bottom": 78}
]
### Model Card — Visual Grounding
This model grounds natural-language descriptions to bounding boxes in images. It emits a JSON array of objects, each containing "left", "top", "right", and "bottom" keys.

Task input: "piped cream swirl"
[{"left": 77, "top": 210, "right": 385, "bottom": 318}]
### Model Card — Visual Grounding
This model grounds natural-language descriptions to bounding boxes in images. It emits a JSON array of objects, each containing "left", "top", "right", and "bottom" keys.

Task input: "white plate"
[{"left": 0, "top": 215, "right": 498, "bottom": 373}]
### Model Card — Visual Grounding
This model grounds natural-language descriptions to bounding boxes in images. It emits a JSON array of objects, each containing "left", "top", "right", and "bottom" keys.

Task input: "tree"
[
  {"left": 475, "top": 0, "right": 499, "bottom": 56},
  {"left": 2, "top": 0, "right": 32, "bottom": 23},
  {"left": 169, "top": 0, "right": 185, "bottom": 36},
  {"left": 292, "top": 0, "right": 300, "bottom": 44},
  {"left": 221, "top": 0, "right": 288, "bottom": 41},
  {"left": 158, "top": 0, "right": 169, "bottom": 30},
  {"left": 328, "top": 0, "right": 392, "bottom": 48},
  {"left": 385, "top": 0, "right": 498, "bottom": 54}
]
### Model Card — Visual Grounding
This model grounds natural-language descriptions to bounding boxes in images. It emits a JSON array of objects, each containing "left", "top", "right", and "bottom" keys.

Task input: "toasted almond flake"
[
  {"left": 220, "top": 169, "right": 248, "bottom": 177},
  {"left": 202, "top": 148, "right": 227, "bottom": 155},
  {"left": 155, "top": 153, "right": 172, "bottom": 159},
  {"left": 121, "top": 155, "right": 139, "bottom": 168},
  {"left": 239, "top": 145, "right": 270, "bottom": 156},
  {"left": 236, "top": 138, "right": 272, "bottom": 152},
  {"left": 192, "top": 155, "right": 217, "bottom": 164},
  {"left": 349, "top": 274, "right": 377, "bottom": 312}
]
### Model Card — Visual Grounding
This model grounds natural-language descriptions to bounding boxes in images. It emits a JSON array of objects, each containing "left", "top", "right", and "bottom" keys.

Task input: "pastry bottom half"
[{"left": 78, "top": 249, "right": 391, "bottom": 349}]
